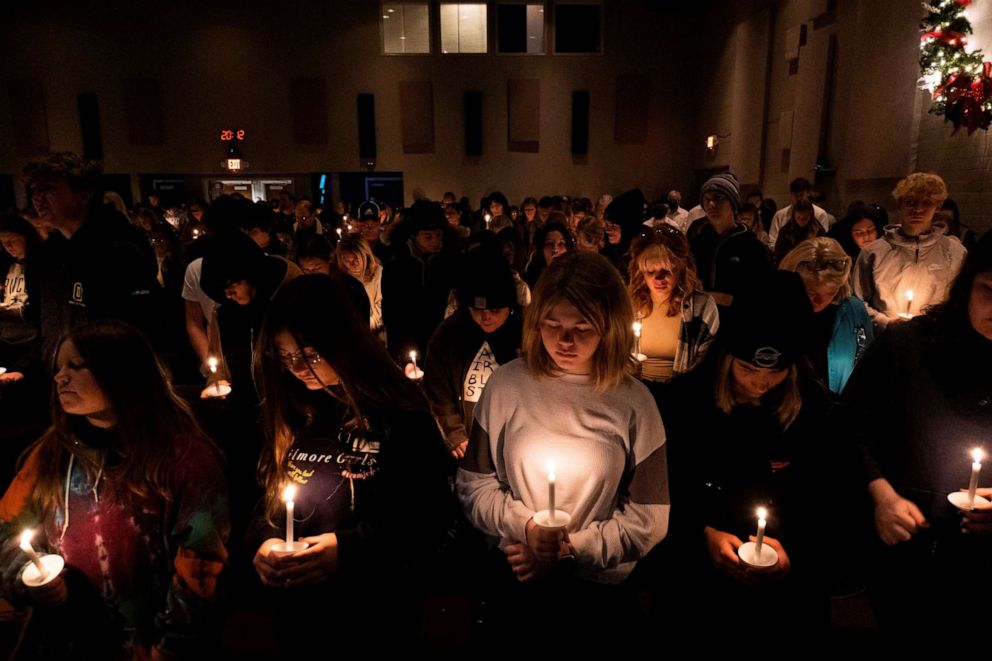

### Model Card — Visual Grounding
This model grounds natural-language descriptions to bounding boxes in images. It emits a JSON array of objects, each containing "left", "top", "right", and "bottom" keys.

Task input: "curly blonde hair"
[{"left": 892, "top": 172, "right": 948, "bottom": 206}]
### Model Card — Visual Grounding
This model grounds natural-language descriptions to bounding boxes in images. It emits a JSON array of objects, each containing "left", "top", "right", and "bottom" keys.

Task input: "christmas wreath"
[{"left": 920, "top": 0, "right": 992, "bottom": 133}]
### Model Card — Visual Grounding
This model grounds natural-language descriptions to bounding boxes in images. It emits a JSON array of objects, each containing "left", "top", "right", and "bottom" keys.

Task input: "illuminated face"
[
  {"left": 969, "top": 271, "right": 992, "bottom": 341},
  {"left": 540, "top": 301, "right": 601, "bottom": 375},
  {"left": 31, "top": 179, "right": 89, "bottom": 228},
  {"left": 537, "top": 206, "right": 551, "bottom": 223},
  {"left": 542, "top": 231, "right": 568, "bottom": 265},
  {"left": 413, "top": 229, "right": 443, "bottom": 255},
  {"left": 54, "top": 340, "right": 112, "bottom": 421},
  {"left": 490, "top": 200, "right": 504, "bottom": 216},
  {"left": 189, "top": 205, "right": 204, "bottom": 222},
  {"left": 0, "top": 232, "right": 27, "bottom": 260},
  {"left": 298, "top": 257, "right": 331, "bottom": 275},
  {"left": 338, "top": 251, "right": 362, "bottom": 277},
  {"left": 522, "top": 205, "right": 537, "bottom": 222},
  {"left": 470, "top": 307, "right": 510, "bottom": 334},
  {"left": 731, "top": 357, "right": 789, "bottom": 402},
  {"left": 804, "top": 279, "right": 841, "bottom": 313},
  {"left": 851, "top": 219, "right": 878, "bottom": 248},
  {"left": 223, "top": 279, "right": 256, "bottom": 305},
  {"left": 274, "top": 330, "right": 339, "bottom": 390},
  {"left": 900, "top": 197, "right": 937, "bottom": 237},
  {"left": 641, "top": 258, "right": 676, "bottom": 301}
]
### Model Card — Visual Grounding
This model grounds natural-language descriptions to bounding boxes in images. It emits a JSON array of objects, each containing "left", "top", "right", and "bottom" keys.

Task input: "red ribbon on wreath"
[{"left": 935, "top": 62, "right": 992, "bottom": 134}]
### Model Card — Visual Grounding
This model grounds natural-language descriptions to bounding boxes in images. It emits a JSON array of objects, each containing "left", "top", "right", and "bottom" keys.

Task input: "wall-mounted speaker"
[
  {"left": 357, "top": 94, "right": 376, "bottom": 159},
  {"left": 464, "top": 91, "right": 482, "bottom": 156},
  {"left": 78, "top": 94, "right": 103, "bottom": 160},
  {"left": 572, "top": 91, "right": 589, "bottom": 156}
]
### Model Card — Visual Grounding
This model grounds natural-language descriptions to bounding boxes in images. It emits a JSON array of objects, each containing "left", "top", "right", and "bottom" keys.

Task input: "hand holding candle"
[
  {"left": 737, "top": 506, "right": 778, "bottom": 568},
  {"left": 407, "top": 350, "right": 424, "bottom": 380}
]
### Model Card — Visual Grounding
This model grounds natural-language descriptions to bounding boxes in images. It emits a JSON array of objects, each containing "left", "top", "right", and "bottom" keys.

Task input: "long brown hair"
[
  {"left": 627, "top": 226, "right": 701, "bottom": 317},
  {"left": 713, "top": 353, "right": 802, "bottom": 430},
  {"left": 26, "top": 321, "right": 210, "bottom": 517},
  {"left": 255, "top": 274, "right": 429, "bottom": 519}
]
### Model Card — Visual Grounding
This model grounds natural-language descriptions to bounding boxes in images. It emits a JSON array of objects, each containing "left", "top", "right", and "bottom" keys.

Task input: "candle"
[
  {"left": 19, "top": 530, "right": 48, "bottom": 580},
  {"left": 632, "top": 322, "right": 645, "bottom": 362},
  {"left": 336, "top": 228, "right": 343, "bottom": 238},
  {"left": 207, "top": 357, "right": 222, "bottom": 395},
  {"left": 283, "top": 485, "right": 296, "bottom": 547},
  {"left": 410, "top": 350, "right": 420, "bottom": 374},
  {"left": 484, "top": 213, "right": 492, "bottom": 230},
  {"left": 547, "top": 460, "right": 556, "bottom": 519},
  {"left": 905, "top": 289, "right": 914, "bottom": 316},
  {"left": 968, "top": 448, "right": 983, "bottom": 508},
  {"left": 754, "top": 507, "right": 767, "bottom": 559}
]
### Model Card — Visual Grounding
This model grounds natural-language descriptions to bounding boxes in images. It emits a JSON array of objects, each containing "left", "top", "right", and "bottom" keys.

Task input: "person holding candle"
[
  {"left": 627, "top": 224, "right": 719, "bottom": 382},
  {"left": 652, "top": 270, "right": 842, "bottom": 636},
  {"left": 457, "top": 252, "right": 669, "bottom": 653},
  {"left": 843, "top": 230, "right": 992, "bottom": 637},
  {"left": 852, "top": 172, "right": 966, "bottom": 333},
  {"left": 0, "top": 320, "right": 229, "bottom": 658},
  {"left": 250, "top": 274, "right": 453, "bottom": 654}
]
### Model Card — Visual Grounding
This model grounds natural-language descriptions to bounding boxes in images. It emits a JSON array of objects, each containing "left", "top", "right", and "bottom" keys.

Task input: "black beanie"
[
  {"left": 200, "top": 232, "right": 268, "bottom": 304},
  {"left": 724, "top": 271, "right": 813, "bottom": 369},
  {"left": 456, "top": 251, "right": 517, "bottom": 310}
]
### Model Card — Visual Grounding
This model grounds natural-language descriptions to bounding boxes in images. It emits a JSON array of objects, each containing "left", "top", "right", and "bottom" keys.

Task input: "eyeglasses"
[
  {"left": 800, "top": 258, "right": 849, "bottom": 273},
  {"left": 274, "top": 347, "right": 322, "bottom": 371}
]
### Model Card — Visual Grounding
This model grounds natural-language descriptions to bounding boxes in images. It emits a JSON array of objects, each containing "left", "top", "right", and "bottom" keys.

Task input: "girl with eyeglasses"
[
  {"left": 628, "top": 226, "right": 719, "bottom": 382},
  {"left": 250, "top": 274, "right": 452, "bottom": 655},
  {"left": 779, "top": 237, "right": 873, "bottom": 393}
]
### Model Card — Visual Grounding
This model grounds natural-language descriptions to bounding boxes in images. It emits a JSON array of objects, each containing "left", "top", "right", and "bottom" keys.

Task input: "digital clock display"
[{"left": 220, "top": 129, "right": 246, "bottom": 142}]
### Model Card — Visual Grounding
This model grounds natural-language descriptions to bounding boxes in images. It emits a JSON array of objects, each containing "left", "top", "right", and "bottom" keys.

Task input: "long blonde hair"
[
  {"left": 335, "top": 234, "right": 380, "bottom": 283},
  {"left": 713, "top": 353, "right": 802, "bottom": 430},
  {"left": 522, "top": 252, "right": 632, "bottom": 392}
]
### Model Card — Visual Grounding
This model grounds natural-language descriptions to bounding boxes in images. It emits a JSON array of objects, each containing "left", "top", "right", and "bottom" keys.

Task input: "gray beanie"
[{"left": 700, "top": 173, "right": 741, "bottom": 213}]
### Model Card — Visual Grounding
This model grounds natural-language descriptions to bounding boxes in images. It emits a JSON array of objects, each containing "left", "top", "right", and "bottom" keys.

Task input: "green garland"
[{"left": 920, "top": 0, "right": 992, "bottom": 133}]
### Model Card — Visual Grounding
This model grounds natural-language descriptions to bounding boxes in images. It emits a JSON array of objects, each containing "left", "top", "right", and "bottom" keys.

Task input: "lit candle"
[
  {"left": 408, "top": 350, "right": 423, "bottom": 379},
  {"left": 547, "top": 459, "right": 556, "bottom": 519},
  {"left": 484, "top": 213, "right": 492, "bottom": 230},
  {"left": 283, "top": 485, "right": 296, "bottom": 547},
  {"left": 632, "top": 322, "right": 645, "bottom": 362},
  {"left": 19, "top": 530, "right": 47, "bottom": 580},
  {"left": 192, "top": 228, "right": 201, "bottom": 239},
  {"left": 754, "top": 507, "right": 767, "bottom": 559},
  {"left": 905, "top": 289, "right": 914, "bottom": 316},
  {"left": 336, "top": 228, "right": 343, "bottom": 238},
  {"left": 968, "top": 448, "right": 983, "bottom": 508},
  {"left": 207, "top": 357, "right": 221, "bottom": 395}
]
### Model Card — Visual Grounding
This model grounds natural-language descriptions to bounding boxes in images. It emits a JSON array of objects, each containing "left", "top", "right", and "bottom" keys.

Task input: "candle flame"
[
  {"left": 409, "top": 350, "right": 417, "bottom": 361},
  {"left": 757, "top": 507, "right": 767, "bottom": 521},
  {"left": 973, "top": 448, "right": 984, "bottom": 463},
  {"left": 282, "top": 484, "right": 296, "bottom": 503},
  {"left": 547, "top": 459, "right": 556, "bottom": 482},
  {"left": 208, "top": 357, "right": 218, "bottom": 373},
  {"left": 632, "top": 321, "right": 642, "bottom": 335},
  {"left": 19, "top": 529, "right": 33, "bottom": 549},
  {"left": 906, "top": 289, "right": 914, "bottom": 302}
]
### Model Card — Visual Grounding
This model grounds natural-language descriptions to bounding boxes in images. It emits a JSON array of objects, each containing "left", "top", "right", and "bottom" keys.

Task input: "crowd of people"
[{"left": 0, "top": 150, "right": 990, "bottom": 655}]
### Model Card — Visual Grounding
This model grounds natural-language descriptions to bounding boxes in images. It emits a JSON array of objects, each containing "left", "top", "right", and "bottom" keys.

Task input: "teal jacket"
[{"left": 827, "top": 296, "right": 873, "bottom": 393}]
